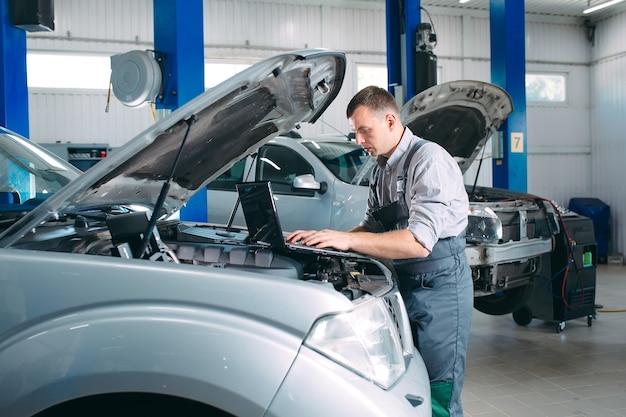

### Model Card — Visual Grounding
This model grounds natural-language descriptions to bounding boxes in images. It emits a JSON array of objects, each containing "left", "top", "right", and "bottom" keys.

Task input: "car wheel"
[
  {"left": 512, "top": 306, "right": 533, "bottom": 326},
  {"left": 34, "top": 394, "right": 233, "bottom": 417},
  {"left": 474, "top": 285, "right": 534, "bottom": 316}
]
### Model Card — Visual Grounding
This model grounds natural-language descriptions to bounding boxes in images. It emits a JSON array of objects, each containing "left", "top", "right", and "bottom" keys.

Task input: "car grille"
[{"left": 383, "top": 290, "right": 415, "bottom": 356}]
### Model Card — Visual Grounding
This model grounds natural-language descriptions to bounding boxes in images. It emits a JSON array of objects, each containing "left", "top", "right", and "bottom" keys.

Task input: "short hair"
[{"left": 346, "top": 86, "right": 400, "bottom": 119}]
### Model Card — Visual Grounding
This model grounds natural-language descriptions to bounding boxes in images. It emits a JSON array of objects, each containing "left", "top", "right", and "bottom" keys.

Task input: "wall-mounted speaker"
[{"left": 11, "top": 0, "right": 55, "bottom": 32}]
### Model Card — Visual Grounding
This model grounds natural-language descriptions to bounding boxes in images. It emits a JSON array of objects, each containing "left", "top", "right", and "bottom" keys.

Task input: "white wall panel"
[
  {"left": 521, "top": 25, "right": 592, "bottom": 223},
  {"left": 204, "top": 1, "right": 322, "bottom": 51},
  {"left": 420, "top": 14, "right": 491, "bottom": 82},
  {"left": 430, "top": 14, "right": 490, "bottom": 60},
  {"left": 427, "top": 14, "right": 463, "bottom": 58},
  {"left": 589, "top": 11, "right": 626, "bottom": 255},
  {"left": 461, "top": 16, "right": 491, "bottom": 60},
  {"left": 29, "top": 89, "right": 155, "bottom": 148},
  {"left": 327, "top": 6, "right": 386, "bottom": 53},
  {"left": 27, "top": 0, "right": 154, "bottom": 53},
  {"left": 525, "top": 63, "right": 591, "bottom": 155},
  {"left": 527, "top": 154, "right": 591, "bottom": 207},
  {"left": 526, "top": 21, "right": 589, "bottom": 64},
  {"left": 593, "top": 10, "right": 626, "bottom": 60}
]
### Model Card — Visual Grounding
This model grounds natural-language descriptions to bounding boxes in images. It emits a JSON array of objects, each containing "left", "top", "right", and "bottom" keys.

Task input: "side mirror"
[{"left": 292, "top": 174, "right": 327, "bottom": 194}]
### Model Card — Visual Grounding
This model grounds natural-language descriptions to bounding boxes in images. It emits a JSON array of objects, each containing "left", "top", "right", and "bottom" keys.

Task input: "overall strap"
[
  {"left": 396, "top": 139, "right": 428, "bottom": 203},
  {"left": 370, "top": 138, "right": 429, "bottom": 208}
]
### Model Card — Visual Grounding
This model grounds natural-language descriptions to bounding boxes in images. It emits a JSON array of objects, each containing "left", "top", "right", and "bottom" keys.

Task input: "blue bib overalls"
[{"left": 371, "top": 141, "right": 473, "bottom": 417}]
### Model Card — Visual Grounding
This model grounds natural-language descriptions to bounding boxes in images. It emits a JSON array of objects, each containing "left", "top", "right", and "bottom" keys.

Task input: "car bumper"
[
  {"left": 266, "top": 345, "right": 432, "bottom": 417},
  {"left": 466, "top": 238, "right": 553, "bottom": 267},
  {"left": 467, "top": 238, "right": 554, "bottom": 296}
]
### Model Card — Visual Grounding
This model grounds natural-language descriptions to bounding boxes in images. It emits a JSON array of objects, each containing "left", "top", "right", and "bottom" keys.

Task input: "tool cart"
[{"left": 513, "top": 211, "right": 597, "bottom": 333}]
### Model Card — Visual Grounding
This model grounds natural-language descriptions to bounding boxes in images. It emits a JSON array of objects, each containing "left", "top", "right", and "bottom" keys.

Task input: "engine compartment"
[
  {"left": 167, "top": 222, "right": 393, "bottom": 300},
  {"left": 10, "top": 212, "right": 393, "bottom": 301}
]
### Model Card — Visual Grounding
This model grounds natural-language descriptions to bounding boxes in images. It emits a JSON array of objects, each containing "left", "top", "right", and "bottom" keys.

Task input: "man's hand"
[
  {"left": 288, "top": 228, "right": 430, "bottom": 260},
  {"left": 286, "top": 229, "right": 353, "bottom": 252}
]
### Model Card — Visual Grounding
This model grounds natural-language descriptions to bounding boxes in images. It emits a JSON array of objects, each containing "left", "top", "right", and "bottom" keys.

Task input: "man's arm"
[{"left": 286, "top": 228, "right": 430, "bottom": 260}]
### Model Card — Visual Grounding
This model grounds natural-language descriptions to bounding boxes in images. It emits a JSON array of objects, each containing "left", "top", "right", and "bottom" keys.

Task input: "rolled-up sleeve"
[
  {"left": 406, "top": 143, "right": 468, "bottom": 251},
  {"left": 357, "top": 130, "right": 468, "bottom": 250}
]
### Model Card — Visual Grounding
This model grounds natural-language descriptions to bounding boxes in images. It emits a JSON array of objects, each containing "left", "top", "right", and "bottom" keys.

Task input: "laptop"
[{"left": 235, "top": 181, "right": 351, "bottom": 257}]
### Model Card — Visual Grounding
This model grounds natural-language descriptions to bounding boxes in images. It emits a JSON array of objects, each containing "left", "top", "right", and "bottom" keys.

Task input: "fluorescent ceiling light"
[
  {"left": 459, "top": 0, "right": 471, "bottom": 3},
  {"left": 583, "top": 0, "right": 625, "bottom": 14}
]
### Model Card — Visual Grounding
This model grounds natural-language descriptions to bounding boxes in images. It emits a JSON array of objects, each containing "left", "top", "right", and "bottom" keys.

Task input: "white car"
[{"left": 207, "top": 133, "right": 371, "bottom": 233}]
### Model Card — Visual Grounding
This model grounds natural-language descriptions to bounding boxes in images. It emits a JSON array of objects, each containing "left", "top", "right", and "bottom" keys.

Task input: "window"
[
  {"left": 256, "top": 145, "right": 313, "bottom": 195},
  {"left": 205, "top": 63, "right": 251, "bottom": 89},
  {"left": 302, "top": 140, "right": 371, "bottom": 185},
  {"left": 27, "top": 53, "right": 111, "bottom": 89},
  {"left": 26, "top": 52, "right": 251, "bottom": 91},
  {"left": 526, "top": 73, "right": 567, "bottom": 103},
  {"left": 207, "top": 144, "right": 316, "bottom": 195},
  {"left": 207, "top": 157, "right": 247, "bottom": 191},
  {"left": 356, "top": 63, "right": 387, "bottom": 91}
]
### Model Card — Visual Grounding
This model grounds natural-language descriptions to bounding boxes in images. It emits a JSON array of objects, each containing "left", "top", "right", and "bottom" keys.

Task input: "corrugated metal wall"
[
  {"left": 590, "top": 11, "right": 626, "bottom": 257},
  {"left": 525, "top": 20, "right": 592, "bottom": 208},
  {"left": 23, "top": 1, "right": 626, "bottom": 255}
]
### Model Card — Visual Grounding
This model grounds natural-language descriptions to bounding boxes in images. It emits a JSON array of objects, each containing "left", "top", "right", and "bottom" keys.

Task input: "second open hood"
[{"left": 401, "top": 80, "right": 513, "bottom": 174}]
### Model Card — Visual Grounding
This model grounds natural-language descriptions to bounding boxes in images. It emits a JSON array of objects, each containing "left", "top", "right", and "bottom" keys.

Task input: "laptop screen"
[{"left": 236, "top": 181, "right": 286, "bottom": 248}]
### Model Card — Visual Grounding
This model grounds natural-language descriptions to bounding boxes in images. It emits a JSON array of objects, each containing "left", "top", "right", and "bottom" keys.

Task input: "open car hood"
[
  {"left": 400, "top": 80, "right": 513, "bottom": 174},
  {"left": 2, "top": 49, "right": 345, "bottom": 241}
]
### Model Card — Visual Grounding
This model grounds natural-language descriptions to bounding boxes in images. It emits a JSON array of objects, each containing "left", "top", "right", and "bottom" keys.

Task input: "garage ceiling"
[
  {"left": 422, "top": 0, "right": 625, "bottom": 18},
  {"left": 335, "top": 0, "right": 626, "bottom": 19}
]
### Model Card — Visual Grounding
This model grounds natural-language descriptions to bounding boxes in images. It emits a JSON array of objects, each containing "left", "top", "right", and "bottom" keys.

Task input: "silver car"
[
  {"left": 0, "top": 50, "right": 431, "bottom": 417},
  {"left": 207, "top": 133, "right": 372, "bottom": 233}
]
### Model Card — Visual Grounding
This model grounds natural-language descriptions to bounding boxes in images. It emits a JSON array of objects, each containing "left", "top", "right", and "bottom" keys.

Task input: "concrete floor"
[{"left": 463, "top": 264, "right": 626, "bottom": 417}]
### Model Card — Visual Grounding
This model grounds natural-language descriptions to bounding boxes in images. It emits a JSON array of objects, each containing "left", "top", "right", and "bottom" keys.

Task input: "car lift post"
[
  {"left": 490, "top": 0, "right": 528, "bottom": 192},
  {"left": 385, "top": 0, "right": 421, "bottom": 104},
  {"left": 387, "top": 0, "right": 529, "bottom": 192},
  {"left": 153, "top": 0, "right": 207, "bottom": 221},
  {"left": 0, "top": 0, "right": 29, "bottom": 137}
]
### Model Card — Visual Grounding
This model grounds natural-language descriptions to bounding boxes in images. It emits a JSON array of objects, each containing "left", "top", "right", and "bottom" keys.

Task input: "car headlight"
[
  {"left": 304, "top": 299, "right": 406, "bottom": 389},
  {"left": 466, "top": 205, "right": 503, "bottom": 243}
]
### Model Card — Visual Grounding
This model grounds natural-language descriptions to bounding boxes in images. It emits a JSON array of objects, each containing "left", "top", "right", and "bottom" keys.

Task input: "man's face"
[{"left": 349, "top": 105, "right": 397, "bottom": 157}]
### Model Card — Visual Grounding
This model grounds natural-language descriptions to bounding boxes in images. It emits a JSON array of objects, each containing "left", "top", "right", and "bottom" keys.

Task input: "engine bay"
[
  {"left": 10, "top": 211, "right": 394, "bottom": 301},
  {"left": 176, "top": 222, "right": 394, "bottom": 299}
]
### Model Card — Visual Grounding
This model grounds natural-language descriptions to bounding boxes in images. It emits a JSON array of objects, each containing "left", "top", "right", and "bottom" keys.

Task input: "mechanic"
[{"left": 287, "top": 86, "right": 473, "bottom": 417}]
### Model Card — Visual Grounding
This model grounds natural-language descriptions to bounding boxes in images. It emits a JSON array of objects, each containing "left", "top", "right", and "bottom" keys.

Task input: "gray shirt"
[{"left": 360, "top": 127, "right": 468, "bottom": 251}]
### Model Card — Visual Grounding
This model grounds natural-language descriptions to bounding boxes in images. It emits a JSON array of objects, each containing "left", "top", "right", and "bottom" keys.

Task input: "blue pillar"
[
  {"left": 385, "top": 0, "right": 401, "bottom": 94},
  {"left": 0, "top": 0, "right": 29, "bottom": 137},
  {"left": 154, "top": 0, "right": 204, "bottom": 110},
  {"left": 386, "top": 0, "right": 421, "bottom": 102},
  {"left": 153, "top": 0, "right": 206, "bottom": 221},
  {"left": 490, "top": 0, "right": 527, "bottom": 192}
]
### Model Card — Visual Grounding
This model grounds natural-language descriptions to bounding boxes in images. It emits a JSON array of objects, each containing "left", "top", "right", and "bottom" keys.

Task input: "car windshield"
[
  {"left": 0, "top": 130, "right": 80, "bottom": 220},
  {"left": 302, "top": 140, "right": 374, "bottom": 185}
]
